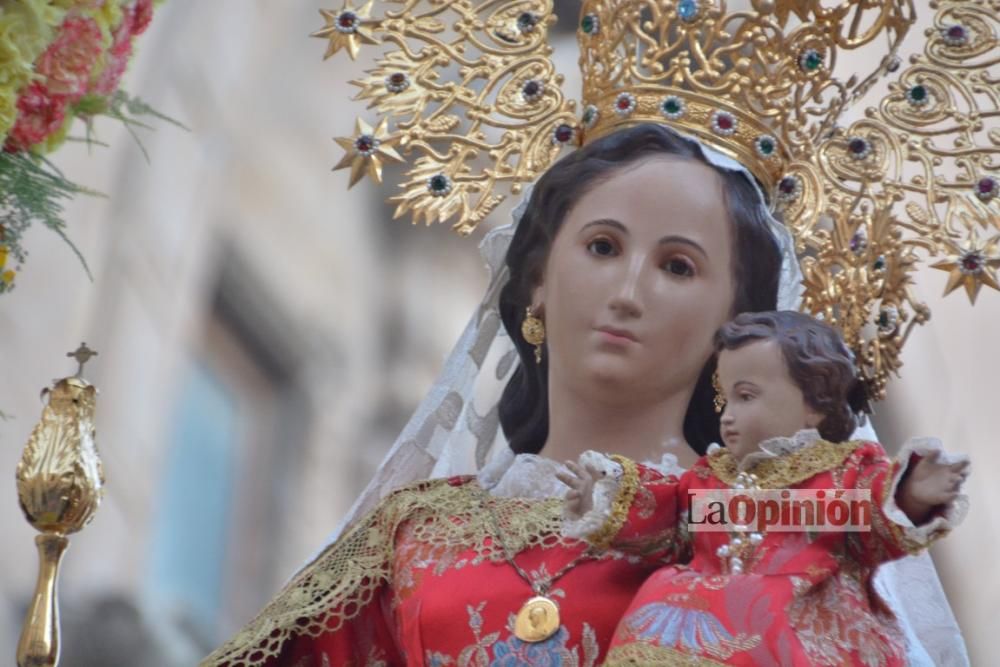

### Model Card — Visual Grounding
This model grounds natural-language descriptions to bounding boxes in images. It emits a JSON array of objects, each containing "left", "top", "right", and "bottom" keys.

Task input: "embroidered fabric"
[{"left": 203, "top": 479, "right": 572, "bottom": 665}]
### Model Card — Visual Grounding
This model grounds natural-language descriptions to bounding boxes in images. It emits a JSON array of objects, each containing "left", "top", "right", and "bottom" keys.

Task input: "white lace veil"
[{"left": 320, "top": 128, "right": 968, "bottom": 666}]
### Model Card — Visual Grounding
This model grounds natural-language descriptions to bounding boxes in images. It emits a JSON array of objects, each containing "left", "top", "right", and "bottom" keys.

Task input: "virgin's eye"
[
  {"left": 663, "top": 257, "right": 695, "bottom": 277},
  {"left": 587, "top": 238, "right": 617, "bottom": 257},
  {"left": 739, "top": 392, "right": 754, "bottom": 402}
]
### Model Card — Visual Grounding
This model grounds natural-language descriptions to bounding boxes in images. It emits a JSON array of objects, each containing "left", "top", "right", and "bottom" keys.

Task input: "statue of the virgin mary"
[{"left": 203, "top": 0, "right": 995, "bottom": 664}]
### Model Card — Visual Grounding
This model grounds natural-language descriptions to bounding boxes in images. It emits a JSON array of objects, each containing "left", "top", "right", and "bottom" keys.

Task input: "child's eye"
[
  {"left": 587, "top": 238, "right": 617, "bottom": 257},
  {"left": 663, "top": 257, "right": 695, "bottom": 277}
]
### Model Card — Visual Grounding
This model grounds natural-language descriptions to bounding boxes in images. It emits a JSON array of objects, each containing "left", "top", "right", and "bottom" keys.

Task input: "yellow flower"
[
  {"left": 39, "top": 106, "right": 75, "bottom": 153},
  {"left": 2, "top": 270, "right": 16, "bottom": 285},
  {"left": 0, "top": 0, "right": 66, "bottom": 140},
  {"left": 89, "top": 0, "right": 124, "bottom": 39}
]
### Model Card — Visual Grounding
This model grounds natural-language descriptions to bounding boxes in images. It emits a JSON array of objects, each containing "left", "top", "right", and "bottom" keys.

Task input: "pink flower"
[
  {"left": 93, "top": 37, "right": 134, "bottom": 96},
  {"left": 131, "top": 0, "right": 154, "bottom": 36},
  {"left": 92, "top": 0, "right": 154, "bottom": 96},
  {"left": 35, "top": 16, "right": 104, "bottom": 100},
  {"left": 4, "top": 82, "right": 69, "bottom": 152}
]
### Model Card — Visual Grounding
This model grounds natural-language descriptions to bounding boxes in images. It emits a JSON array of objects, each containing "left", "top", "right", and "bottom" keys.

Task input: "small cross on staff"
[{"left": 67, "top": 343, "right": 98, "bottom": 377}]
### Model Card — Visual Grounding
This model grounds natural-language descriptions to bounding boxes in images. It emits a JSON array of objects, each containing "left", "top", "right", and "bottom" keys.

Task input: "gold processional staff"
[{"left": 15, "top": 344, "right": 104, "bottom": 667}]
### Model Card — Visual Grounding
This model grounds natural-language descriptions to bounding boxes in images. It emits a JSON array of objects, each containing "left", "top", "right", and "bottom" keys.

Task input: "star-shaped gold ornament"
[
  {"left": 333, "top": 117, "right": 404, "bottom": 187},
  {"left": 931, "top": 234, "right": 1000, "bottom": 304},
  {"left": 312, "top": 1, "right": 377, "bottom": 61}
]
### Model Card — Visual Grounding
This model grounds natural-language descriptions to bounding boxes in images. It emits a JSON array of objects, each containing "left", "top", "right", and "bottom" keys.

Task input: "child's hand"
[
  {"left": 556, "top": 460, "right": 603, "bottom": 521},
  {"left": 898, "top": 450, "right": 970, "bottom": 525}
]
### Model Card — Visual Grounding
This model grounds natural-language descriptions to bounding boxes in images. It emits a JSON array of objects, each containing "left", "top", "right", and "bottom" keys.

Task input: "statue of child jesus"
[{"left": 559, "top": 310, "right": 970, "bottom": 666}]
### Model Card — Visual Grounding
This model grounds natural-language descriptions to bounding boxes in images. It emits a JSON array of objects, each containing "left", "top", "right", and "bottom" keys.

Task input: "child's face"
[{"left": 716, "top": 340, "right": 823, "bottom": 457}]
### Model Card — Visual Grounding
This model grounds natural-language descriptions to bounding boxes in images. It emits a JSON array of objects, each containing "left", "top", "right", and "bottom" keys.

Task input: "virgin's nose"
[
  {"left": 608, "top": 293, "right": 643, "bottom": 318},
  {"left": 607, "top": 254, "right": 645, "bottom": 318}
]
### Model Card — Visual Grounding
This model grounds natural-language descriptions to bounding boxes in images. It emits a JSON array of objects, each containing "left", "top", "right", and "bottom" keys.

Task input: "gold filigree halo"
[{"left": 314, "top": 0, "right": 1000, "bottom": 399}]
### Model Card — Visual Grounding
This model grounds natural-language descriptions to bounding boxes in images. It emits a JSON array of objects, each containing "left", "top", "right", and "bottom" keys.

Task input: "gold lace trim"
[
  {"left": 587, "top": 455, "right": 639, "bottom": 549},
  {"left": 707, "top": 440, "right": 863, "bottom": 489},
  {"left": 604, "top": 643, "right": 731, "bottom": 666},
  {"left": 201, "top": 478, "right": 572, "bottom": 666}
]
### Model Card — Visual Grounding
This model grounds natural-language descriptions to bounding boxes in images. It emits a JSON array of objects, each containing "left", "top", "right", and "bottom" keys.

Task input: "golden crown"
[
  {"left": 314, "top": 0, "right": 1000, "bottom": 398},
  {"left": 574, "top": 0, "right": 913, "bottom": 192}
]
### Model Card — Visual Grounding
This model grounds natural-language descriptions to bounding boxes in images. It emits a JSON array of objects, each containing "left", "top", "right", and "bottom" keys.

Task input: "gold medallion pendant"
[{"left": 514, "top": 595, "right": 560, "bottom": 642}]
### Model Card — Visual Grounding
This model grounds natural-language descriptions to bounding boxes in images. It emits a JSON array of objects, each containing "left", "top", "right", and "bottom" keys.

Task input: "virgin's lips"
[{"left": 595, "top": 325, "right": 639, "bottom": 342}]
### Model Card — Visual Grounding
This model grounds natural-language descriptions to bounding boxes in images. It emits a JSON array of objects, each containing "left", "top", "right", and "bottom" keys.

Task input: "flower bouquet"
[{"left": 0, "top": 0, "right": 177, "bottom": 293}]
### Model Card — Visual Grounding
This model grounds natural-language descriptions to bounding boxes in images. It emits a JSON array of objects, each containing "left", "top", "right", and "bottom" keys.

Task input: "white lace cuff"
[
  {"left": 562, "top": 451, "right": 624, "bottom": 541},
  {"left": 882, "top": 437, "right": 970, "bottom": 549}
]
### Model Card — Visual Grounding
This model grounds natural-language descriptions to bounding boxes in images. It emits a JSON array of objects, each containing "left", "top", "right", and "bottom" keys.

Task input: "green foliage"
[
  {"left": 0, "top": 152, "right": 98, "bottom": 292},
  {"left": 0, "top": 92, "right": 185, "bottom": 292}
]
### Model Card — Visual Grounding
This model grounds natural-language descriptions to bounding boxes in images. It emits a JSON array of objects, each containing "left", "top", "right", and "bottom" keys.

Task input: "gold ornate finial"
[
  {"left": 66, "top": 342, "right": 98, "bottom": 378},
  {"left": 16, "top": 360, "right": 104, "bottom": 667}
]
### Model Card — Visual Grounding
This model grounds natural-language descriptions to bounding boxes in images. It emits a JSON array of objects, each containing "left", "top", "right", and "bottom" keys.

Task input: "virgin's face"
[{"left": 535, "top": 156, "right": 735, "bottom": 403}]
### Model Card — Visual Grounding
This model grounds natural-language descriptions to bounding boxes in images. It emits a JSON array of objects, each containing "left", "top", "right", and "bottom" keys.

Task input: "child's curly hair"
[{"left": 714, "top": 310, "right": 870, "bottom": 443}]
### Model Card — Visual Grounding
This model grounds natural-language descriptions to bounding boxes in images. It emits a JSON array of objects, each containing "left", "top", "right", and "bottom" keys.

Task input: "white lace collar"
[{"left": 707, "top": 428, "right": 823, "bottom": 471}]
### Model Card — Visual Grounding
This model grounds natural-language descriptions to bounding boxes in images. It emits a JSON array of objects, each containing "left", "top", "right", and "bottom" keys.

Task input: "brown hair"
[
  {"left": 714, "top": 310, "right": 869, "bottom": 442},
  {"left": 498, "top": 123, "right": 783, "bottom": 455}
]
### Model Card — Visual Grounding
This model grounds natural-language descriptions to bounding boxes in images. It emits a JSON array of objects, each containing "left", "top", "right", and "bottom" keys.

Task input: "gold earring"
[
  {"left": 521, "top": 306, "right": 546, "bottom": 364},
  {"left": 712, "top": 370, "right": 726, "bottom": 414}
]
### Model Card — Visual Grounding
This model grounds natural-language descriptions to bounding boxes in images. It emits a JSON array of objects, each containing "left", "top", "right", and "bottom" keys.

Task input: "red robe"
[
  {"left": 202, "top": 475, "right": 685, "bottom": 667},
  {"left": 595, "top": 440, "right": 946, "bottom": 666}
]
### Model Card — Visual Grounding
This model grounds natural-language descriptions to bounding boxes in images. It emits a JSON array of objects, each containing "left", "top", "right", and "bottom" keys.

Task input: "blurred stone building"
[{"left": 0, "top": 1, "right": 996, "bottom": 666}]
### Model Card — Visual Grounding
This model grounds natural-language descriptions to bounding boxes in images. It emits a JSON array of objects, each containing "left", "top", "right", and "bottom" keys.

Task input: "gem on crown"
[
  {"left": 755, "top": 136, "right": 777, "bottom": 160},
  {"left": 354, "top": 135, "right": 379, "bottom": 157},
  {"left": 710, "top": 111, "right": 737, "bottom": 137},
  {"left": 876, "top": 306, "right": 900, "bottom": 335},
  {"left": 847, "top": 137, "right": 873, "bottom": 160},
  {"left": 522, "top": 80, "right": 544, "bottom": 103},
  {"left": 517, "top": 12, "right": 539, "bottom": 33},
  {"left": 975, "top": 177, "right": 998, "bottom": 202},
  {"left": 552, "top": 124, "right": 576, "bottom": 145},
  {"left": 614, "top": 93, "right": 636, "bottom": 117},
  {"left": 677, "top": 0, "right": 700, "bottom": 23},
  {"left": 660, "top": 96, "right": 685, "bottom": 121},
  {"left": 777, "top": 176, "right": 802, "bottom": 204},
  {"left": 335, "top": 11, "right": 359, "bottom": 33},
  {"left": 905, "top": 84, "right": 930, "bottom": 107},
  {"left": 798, "top": 48, "right": 825, "bottom": 73},
  {"left": 960, "top": 251, "right": 985, "bottom": 275},
  {"left": 427, "top": 174, "right": 453, "bottom": 197},
  {"left": 581, "top": 14, "right": 599, "bottom": 35},
  {"left": 385, "top": 72, "right": 409, "bottom": 94},
  {"left": 942, "top": 24, "right": 969, "bottom": 47}
]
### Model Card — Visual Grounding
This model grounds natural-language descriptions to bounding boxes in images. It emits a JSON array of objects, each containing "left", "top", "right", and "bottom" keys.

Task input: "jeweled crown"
[
  {"left": 313, "top": 0, "right": 1000, "bottom": 399},
  {"left": 575, "top": 0, "right": 913, "bottom": 192}
]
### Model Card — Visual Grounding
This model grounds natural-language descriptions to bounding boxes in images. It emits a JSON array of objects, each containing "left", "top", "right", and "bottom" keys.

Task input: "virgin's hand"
[{"left": 556, "top": 460, "right": 602, "bottom": 520}]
